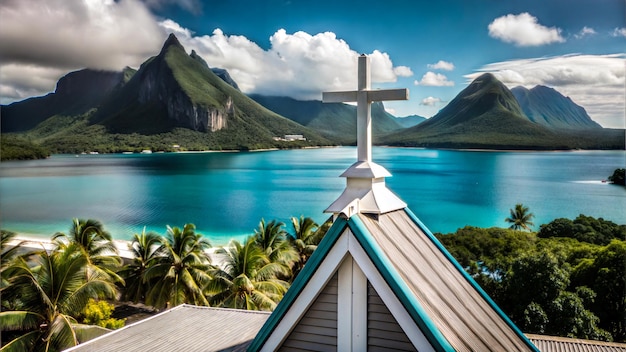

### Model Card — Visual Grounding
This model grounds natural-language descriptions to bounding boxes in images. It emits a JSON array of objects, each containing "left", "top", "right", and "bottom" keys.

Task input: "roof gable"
[
  {"left": 250, "top": 209, "right": 539, "bottom": 352},
  {"left": 249, "top": 215, "right": 447, "bottom": 351}
]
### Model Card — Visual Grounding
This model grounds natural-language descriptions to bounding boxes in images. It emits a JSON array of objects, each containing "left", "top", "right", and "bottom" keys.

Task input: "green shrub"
[{"left": 82, "top": 298, "right": 126, "bottom": 329}]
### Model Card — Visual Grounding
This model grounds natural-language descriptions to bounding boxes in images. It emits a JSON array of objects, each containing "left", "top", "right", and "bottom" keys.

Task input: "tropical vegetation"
[
  {"left": 2, "top": 211, "right": 625, "bottom": 350},
  {"left": 505, "top": 203, "right": 535, "bottom": 231},
  {"left": 436, "top": 210, "right": 626, "bottom": 342},
  {"left": 608, "top": 168, "right": 625, "bottom": 186}
]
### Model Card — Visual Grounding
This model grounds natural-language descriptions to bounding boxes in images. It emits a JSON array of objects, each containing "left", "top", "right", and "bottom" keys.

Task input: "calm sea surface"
[{"left": 1, "top": 147, "right": 624, "bottom": 245}]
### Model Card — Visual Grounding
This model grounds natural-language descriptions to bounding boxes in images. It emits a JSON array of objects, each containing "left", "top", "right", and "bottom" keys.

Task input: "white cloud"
[
  {"left": 0, "top": 1, "right": 410, "bottom": 104},
  {"left": 414, "top": 72, "right": 454, "bottom": 86},
  {"left": 393, "top": 66, "right": 414, "bottom": 77},
  {"left": 420, "top": 97, "right": 443, "bottom": 106},
  {"left": 169, "top": 26, "right": 413, "bottom": 99},
  {"left": 612, "top": 27, "right": 626, "bottom": 38},
  {"left": 427, "top": 60, "right": 455, "bottom": 71},
  {"left": 574, "top": 26, "right": 596, "bottom": 39},
  {"left": 467, "top": 54, "right": 625, "bottom": 128},
  {"left": 488, "top": 13, "right": 565, "bottom": 46},
  {"left": 0, "top": 0, "right": 167, "bottom": 103}
]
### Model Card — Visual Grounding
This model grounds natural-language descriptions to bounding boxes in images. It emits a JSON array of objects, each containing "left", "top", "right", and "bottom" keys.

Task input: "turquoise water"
[{"left": 1, "top": 147, "right": 624, "bottom": 245}]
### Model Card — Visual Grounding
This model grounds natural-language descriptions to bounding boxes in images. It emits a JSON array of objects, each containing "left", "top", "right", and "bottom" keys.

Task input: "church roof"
[
  {"left": 63, "top": 303, "right": 626, "bottom": 352},
  {"left": 65, "top": 304, "right": 270, "bottom": 352},
  {"left": 249, "top": 208, "right": 539, "bottom": 351},
  {"left": 528, "top": 334, "right": 626, "bottom": 352}
]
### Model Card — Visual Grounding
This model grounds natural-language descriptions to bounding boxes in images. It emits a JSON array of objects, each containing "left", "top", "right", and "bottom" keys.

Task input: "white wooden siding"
[
  {"left": 280, "top": 273, "right": 338, "bottom": 351},
  {"left": 367, "top": 282, "right": 417, "bottom": 352}
]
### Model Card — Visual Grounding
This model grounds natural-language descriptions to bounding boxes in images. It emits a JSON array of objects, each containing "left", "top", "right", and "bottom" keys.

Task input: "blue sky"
[{"left": 1, "top": 0, "right": 624, "bottom": 127}]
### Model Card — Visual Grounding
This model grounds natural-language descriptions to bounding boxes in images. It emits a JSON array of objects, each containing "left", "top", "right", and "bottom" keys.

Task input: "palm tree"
[
  {"left": 118, "top": 228, "right": 162, "bottom": 303},
  {"left": 288, "top": 216, "right": 322, "bottom": 280},
  {"left": 143, "top": 224, "right": 212, "bottom": 309},
  {"left": 254, "top": 219, "right": 298, "bottom": 272},
  {"left": 0, "top": 243, "right": 117, "bottom": 351},
  {"left": 52, "top": 219, "right": 122, "bottom": 282},
  {"left": 1, "top": 230, "right": 25, "bottom": 290},
  {"left": 505, "top": 203, "right": 535, "bottom": 231},
  {"left": 206, "top": 237, "right": 290, "bottom": 311}
]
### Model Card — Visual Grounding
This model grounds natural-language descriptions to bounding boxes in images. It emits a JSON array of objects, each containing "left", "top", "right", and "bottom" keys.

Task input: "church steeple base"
[{"left": 325, "top": 161, "right": 407, "bottom": 217}]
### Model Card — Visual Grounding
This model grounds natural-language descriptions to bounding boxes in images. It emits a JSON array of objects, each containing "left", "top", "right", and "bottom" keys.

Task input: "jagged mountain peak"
[
  {"left": 160, "top": 33, "right": 184, "bottom": 53},
  {"left": 190, "top": 50, "right": 210, "bottom": 68}
]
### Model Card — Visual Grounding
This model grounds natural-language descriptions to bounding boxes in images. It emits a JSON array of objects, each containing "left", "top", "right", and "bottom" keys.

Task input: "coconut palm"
[
  {"left": 0, "top": 243, "right": 117, "bottom": 352},
  {"left": 143, "top": 224, "right": 212, "bottom": 309},
  {"left": 288, "top": 216, "right": 322, "bottom": 280},
  {"left": 1, "top": 230, "right": 25, "bottom": 289},
  {"left": 505, "top": 203, "right": 535, "bottom": 231},
  {"left": 118, "top": 228, "right": 162, "bottom": 303},
  {"left": 52, "top": 219, "right": 122, "bottom": 282},
  {"left": 254, "top": 219, "right": 298, "bottom": 271},
  {"left": 206, "top": 237, "right": 290, "bottom": 311}
]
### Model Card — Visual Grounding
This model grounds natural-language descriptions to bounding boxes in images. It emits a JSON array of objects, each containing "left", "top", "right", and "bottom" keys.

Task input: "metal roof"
[
  {"left": 65, "top": 304, "right": 270, "bottom": 352},
  {"left": 528, "top": 334, "right": 626, "bottom": 352},
  {"left": 355, "top": 209, "right": 537, "bottom": 351}
]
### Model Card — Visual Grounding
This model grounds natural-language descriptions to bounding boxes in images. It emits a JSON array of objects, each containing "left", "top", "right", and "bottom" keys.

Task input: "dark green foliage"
[
  {"left": 438, "top": 216, "right": 625, "bottom": 342},
  {"left": 570, "top": 240, "right": 626, "bottom": 341},
  {"left": 609, "top": 168, "right": 625, "bottom": 185},
  {"left": 538, "top": 215, "right": 626, "bottom": 245},
  {"left": 0, "top": 135, "right": 49, "bottom": 161}
]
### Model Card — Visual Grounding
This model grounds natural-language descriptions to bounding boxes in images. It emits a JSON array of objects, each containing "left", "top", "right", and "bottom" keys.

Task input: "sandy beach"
[{"left": 7, "top": 234, "right": 226, "bottom": 266}]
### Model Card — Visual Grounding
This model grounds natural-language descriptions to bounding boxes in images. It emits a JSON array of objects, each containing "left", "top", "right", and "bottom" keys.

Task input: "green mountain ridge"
[
  {"left": 383, "top": 73, "right": 624, "bottom": 149},
  {"left": 2, "top": 34, "right": 330, "bottom": 153},
  {"left": 249, "top": 94, "right": 403, "bottom": 144},
  {"left": 1, "top": 35, "right": 623, "bottom": 154},
  {"left": 511, "top": 85, "right": 602, "bottom": 130}
]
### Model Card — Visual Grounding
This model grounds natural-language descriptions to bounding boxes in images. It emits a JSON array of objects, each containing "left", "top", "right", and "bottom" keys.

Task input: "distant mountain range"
[
  {"left": 1, "top": 34, "right": 329, "bottom": 153},
  {"left": 382, "top": 73, "right": 623, "bottom": 149},
  {"left": 1, "top": 34, "right": 623, "bottom": 154},
  {"left": 394, "top": 115, "right": 427, "bottom": 128},
  {"left": 249, "top": 95, "right": 406, "bottom": 144},
  {"left": 511, "top": 85, "right": 601, "bottom": 130}
]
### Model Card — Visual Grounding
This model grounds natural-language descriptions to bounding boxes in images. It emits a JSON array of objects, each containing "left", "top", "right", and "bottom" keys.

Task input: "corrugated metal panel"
[
  {"left": 280, "top": 273, "right": 338, "bottom": 352},
  {"left": 66, "top": 305, "right": 270, "bottom": 352},
  {"left": 359, "top": 210, "right": 535, "bottom": 352},
  {"left": 367, "top": 282, "right": 417, "bottom": 352},
  {"left": 528, "top": 334, "right": 626, "bottom": 352}
]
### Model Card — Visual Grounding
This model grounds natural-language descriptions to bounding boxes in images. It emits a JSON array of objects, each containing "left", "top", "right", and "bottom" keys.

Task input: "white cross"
[{"left": 323, "top": 54, "right": 409, "bottom": 162}]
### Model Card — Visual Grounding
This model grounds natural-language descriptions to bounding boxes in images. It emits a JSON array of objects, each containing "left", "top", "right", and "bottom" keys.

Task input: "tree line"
[
  {"left": 1, "top": 208, "right": 625, "bottom": 351},
  {"left": 437, "top": 208, "right": 625, "bottom": 343}
]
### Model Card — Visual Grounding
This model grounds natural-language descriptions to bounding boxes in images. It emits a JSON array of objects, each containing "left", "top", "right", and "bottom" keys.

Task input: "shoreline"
[{"left": 7, "top": 234, "right": 225, "bottom": 266}]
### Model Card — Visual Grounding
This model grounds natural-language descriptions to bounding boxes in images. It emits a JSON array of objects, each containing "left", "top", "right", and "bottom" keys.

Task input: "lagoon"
[{"left": 0, "top": 147, "right": 624, "bottom": 245}]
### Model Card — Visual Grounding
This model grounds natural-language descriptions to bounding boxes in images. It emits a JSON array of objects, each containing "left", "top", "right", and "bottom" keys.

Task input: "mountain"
[
  {"left": 189, "top": 49, "right": 240, "bottom": 90},
  {"left": 511, "top": 85, "right": 602, "bottom": 129},
  {"left": 2, "top": 34, "right": 329, "bottom": 153},
  {"left": 1, "top": 68, "right": 132, "bottom": 132},
  {"left": 382, "top": 73, "right": 624, "bottom": 149},
  {"left": 394, "top": 114, "right": 426, "bottom": 128},
  {"left": 249, "top": 95, "right": 403, "bottom": 143}
]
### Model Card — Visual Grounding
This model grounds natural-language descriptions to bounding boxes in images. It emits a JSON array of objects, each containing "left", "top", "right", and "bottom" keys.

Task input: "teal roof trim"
[
  {"left": 347, "top": 215, "right": 455, "bottom": 352},
  {"left": 403, "top": 208, "right": 540, "bottom": 352},
  {"left": 248, "top": 216, "right": 349, "bottom": 351}
]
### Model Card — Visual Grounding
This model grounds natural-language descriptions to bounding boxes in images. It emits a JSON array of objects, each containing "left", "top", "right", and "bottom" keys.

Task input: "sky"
[{"left": 1, "top": 0, "right": 624, "bottom": 128}]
